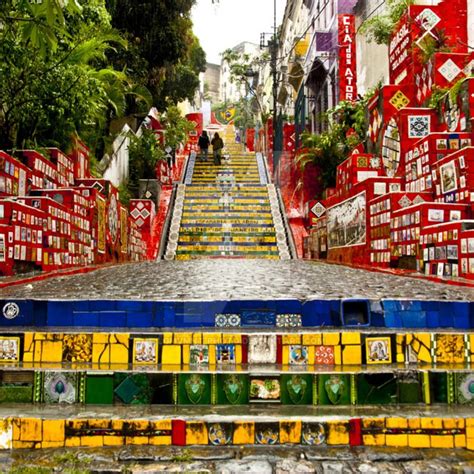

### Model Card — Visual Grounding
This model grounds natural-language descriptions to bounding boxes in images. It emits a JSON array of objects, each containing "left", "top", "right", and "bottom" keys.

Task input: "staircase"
[{"left": 164, "top": 126, "right": 291, "bottom": 260}]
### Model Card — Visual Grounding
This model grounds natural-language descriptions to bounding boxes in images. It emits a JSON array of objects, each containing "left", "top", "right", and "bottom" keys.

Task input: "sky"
[{"left": 191, "top": 0, "right": 286, "bottom": 65}]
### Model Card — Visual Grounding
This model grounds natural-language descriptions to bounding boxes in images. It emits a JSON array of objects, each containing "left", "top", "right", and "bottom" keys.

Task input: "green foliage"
[
  {"left": 360, "top": 0, "right": 414, "bottom": 45},
  {"left": 296, "top": 90, "right": 375, "bottom": 193},
  {"left": 127, "top": 127, "right": 164, "bottom": 198},
  {"left": 161, "top": 105, "right": 195, "bottom": 150}
]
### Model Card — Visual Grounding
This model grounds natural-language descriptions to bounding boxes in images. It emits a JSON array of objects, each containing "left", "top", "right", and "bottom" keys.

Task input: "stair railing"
[
  {"left": 156, "top": 183, "right": 178, "bottom": 260},
  {"left": 275, "top": 185, "right": 298, "bottom": 259}
]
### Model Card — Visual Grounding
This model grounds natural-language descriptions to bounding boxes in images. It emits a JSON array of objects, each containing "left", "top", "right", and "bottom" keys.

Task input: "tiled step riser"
[
  {"left": 2, "top": 298, "right": 472, "bottom": 328},
  {"left": 5, "top": 414, "right": 474, "bottom": 449},
  {"left": 0, "top": 368, "right": 471, "bottom": 407}
]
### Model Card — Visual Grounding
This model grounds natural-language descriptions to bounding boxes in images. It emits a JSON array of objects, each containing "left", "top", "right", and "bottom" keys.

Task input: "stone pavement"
[
  {"left": 3, "top": 445, "right": 474, "bottom": 473},
  {"left": 2, "top": 259, "right": 474, "bottom": 301}
]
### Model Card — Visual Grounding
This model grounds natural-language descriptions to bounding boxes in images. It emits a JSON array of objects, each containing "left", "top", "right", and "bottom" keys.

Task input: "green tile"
[
  {"left": 357, "top": 373, "right": 397, "bottom": 405},
  {"left": 0, "top": 386, "right": 33, "bottom": 403},
  {"left": 281, "top": 374, "right": 312, "bottom": 405},
  {"left": 318, "top": 374, "right": 350, "bottom": 405},
  {"left": 429, "top": 372, "right": 448, "bottom": 403},
  {"left": 216, "top": 374, "right": 248, "bottom": 405},
  {"left": 178, "top": 373, "right": 211, "bottom": 405},
  {"left": 85, "top": 375, "right": 113, "bottom": 405}
]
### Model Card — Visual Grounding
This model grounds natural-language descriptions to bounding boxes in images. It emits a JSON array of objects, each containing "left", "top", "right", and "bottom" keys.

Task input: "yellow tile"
[
  {"left": 222, "top": 334, "right": 241, "bottom": 344},
  {"left": 68, "top": 420, "right": 88, "bottom": 430},
  {"left": 468, "top": 438, "right": 474, "bottom": 451},
  {"left": 192, "top": 333, "right": 202, "bottom": 344},
  {"left": 111, "top": 420, "right": 124, "bottom": 430},
  {"left": 341, "top": 333, "right": 361, "bottom": 345},
  {"left": 12, "top": 420, "right": 20, "bottom": 441},
  {"left": 41, "top": 441, "right": 64, "bottom": 448},
  {"left": 279, "top": 421, "right": 301, "bottom": 444},
  {"left": 150, "top": 420, "right": 172, "bottom": 431},
  {"left": 88, "top": 419, "right": 111, "bottom": 429},
  {"left": 80, "top": 436, "right": 103, "bottom": 447},
  {"left": 162, "top": 332, "right": 173, "bottom": 344},
  {"left": 235, "top": 345, "right": 242, "bottom": 364},
  {"left": 455, "top": 435, "right": 466, "bottom": 448},
  {"left": 209, "top": 345, "right": 216, "bottom": 365},
  {"left": 233, "top": 422, "right": 254, "bottom": 445},
  {"left": 22, "top": 351, "right": 33, "bottom": 363},
  {"left": 302, "top": 334, "right": 321, "bottom": 345},
  {"left": 174, "top": 333, "right": 193, "bottom": 345},
  {"left": 386, "top": 417, "right": 408, "bottom": 429},
  {"left": 149, "top": 436, "right": 172, "bottom": 446},
  {"left": 307, "top": 346, "right": 315, "bottom": 365},
  {"left": 186, "top": 421, "right": 208, "bottom": 445},
  {"left": 24, "top": 333, "right": 34, "bottom": 348},
  {"left": 326, "top": 421, "right": 349, "bottom": 445},
  {"left": 182, "top": 345, "right": 190, "bottom": 364},
  {"left": 92, "top": 343, "right": 108, "bottom": 364},
  {"left": 334, "top": 346, "right": 342, "bottom": 365},
  {"left": 20, "top": 418, "right": 42, "bottom": 442},
  {"left": 436, "top": 334, "right": 465, "bottom": 363},
  {"left": 110, "top": 343, "right": 129, "bottom": 364},
  {"left": 125, "top": 436, "right": 149, "bottom": 445},
  {"left": 408, "top": 434, "right": 430, "bottom": 448},
  {"left": 443, "top": 418, "right": 464, "bottom": 429},
  {"left": 282, "top": 346, "right": 289, "bottom": 365},
  {"left": 114, "top": 334, "right": 129, "bottom": 345},
  {"left": 362, "top": 434, "right": 385, "bottom": 446},
  {"left": 162, "top": 345, "right": 182, "bottom": 365},
  {"left": 420, "top": 418, "right": 443, "bottom": 429},
  {"left": 203, "top": 333, "right": 221, "bottom": 344},
  {"left": 431, "top": 435, "right": 454, "bottom": 448},
  {"left": 467, "top": 418, "right": 474, "bottom": 428},
  {"left": 92, "top": 333, "right": 110, "bottom": 344},
  {"left": 386, "top": 434, "right": 408, "bottom": 447},
  {"left": 42, "top": 419, "right": 65, "bottom": 442},
  {"left": 417, "top": 346, "right": 432, "bottom": 363},
  {"left": 323, "top": 333, "right": 340, "bottom": 346},
  {"left": 12, "top": 441, "right": 35, "bottom": 449},
  {"left": 65, "top": 437, "right": 81, "bottom": 447},
  {"left": 282, "top": 334, "right": 301, "bottom": 345},
  {"left": 362, "top": 418, "right": 385, "bottom": 430},
  {"left": 35, "top": 333, "right": 46, "bottom": 341},
  {"left": 408, "top": 418, "right": 421, "bottom": 429},
  {"left": 103, "top": 436, "right": 125, "bottom": 446},
  {"left": 33, "top": 341, "right": 42, "bottom": 362},
  {"left": 342, "top": 345, "right": 361, "bottom": 365}
]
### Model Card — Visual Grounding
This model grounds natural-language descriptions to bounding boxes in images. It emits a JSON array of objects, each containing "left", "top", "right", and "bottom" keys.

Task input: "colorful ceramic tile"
[
  {"left": 178, "top": 373, "right": 211, "bottom": 405},
  {"left": 302, "top": 422, "right": 326, "bottom": 445},
  {"left": 281, "top": 374, "right": 312, "bottom": 405},
  {"left": 208, "top": 422, "right": 233, "bottom": 445},
  {"left": 217, "top": 374, "right": 248, "bottom": 405},
  {"left": 357, "top": 373, "right": 397, "bottom": 404},
  {"left": 276, "top": 314, "right": 302, "bottom": 328},
  {"left": 248, "top": 335, "right": 277, "bottom": 364},
  {"left": 114, "top": 375, "right": 141, "bottom": 404},
  {"left": 215, "top": 314, "right": 241, "bottom": 328},
  {"left": 456, "top": 373, "right": 474, "bottom": 404},
  {"left": 62, "top": 334, "right": 92, "bottom": 363},
  {"left": 365, "top": 337, "right": 392, "bottom": 364},
  {"left": 436, "top": 335, "right": 464, "bottom": 364},
  {"left": 85, "top": 374, "right": 114, "bottom": 404},
  {"left": 249, "top": 377, "right": 280, "bottom": 402},
  {"left": 43, "top": 371, "right": 78, "bottom": 404},
  {"left": 398, "top": 372, "right": 422, "bottom": 403},
  {"left": 318, "top": 374, "right": 350, "bottom": 405},
  {"left": 255, "top": 422, "right": 279, "bottom": 445},
  {"left": 408, "top": 116, "right": 430, "bottom": 138},
  {"left": 189, "top": 345, "right": 209, "bottom": 365},
  {"left": 429, "top": 371, "right": 448, "bottom": 403},
  {"left": 315, "top": 346, "right": 335, "bottom": 365},
  {"left": 289, "top": 345, "right": 308, "bottom": 365},
  {"left": 133, "top": 338, "right": 158, "bottom": 364},
  {"left": 216, "top": 344, "right": 235, "bottom": 364},
  {"left": 0, "top": 337, "right": 20, "bottom": 362}
]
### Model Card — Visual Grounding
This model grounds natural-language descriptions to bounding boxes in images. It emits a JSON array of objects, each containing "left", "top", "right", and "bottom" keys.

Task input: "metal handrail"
[{"left": 275, "top": 186, "right": 298, "bottom": 259}]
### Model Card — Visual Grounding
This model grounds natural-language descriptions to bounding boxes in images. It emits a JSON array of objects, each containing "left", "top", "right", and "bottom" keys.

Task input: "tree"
[{"left": 106, "top": 0, "right": 206, "bottom": 110}]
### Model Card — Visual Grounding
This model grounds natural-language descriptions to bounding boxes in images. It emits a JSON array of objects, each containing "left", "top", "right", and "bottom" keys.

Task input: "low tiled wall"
[{"left": 3, "top": 415, "right": 473, "bottom": 450}]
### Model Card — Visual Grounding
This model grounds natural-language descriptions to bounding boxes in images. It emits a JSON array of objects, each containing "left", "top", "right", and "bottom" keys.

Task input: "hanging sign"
[{"left": 338, "top": 14, "right": 357, "bottom": 102}]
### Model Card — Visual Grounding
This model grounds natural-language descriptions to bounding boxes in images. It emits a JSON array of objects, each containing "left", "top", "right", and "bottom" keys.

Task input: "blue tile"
[
  {"left": 401, "top": 311, "right": 426, "bottom": 328},
  {"left": 438, "top": 303, "right": 455, "bottom": 328},
  {"left": 383, "top": 311, "right": 403, "bottom": 328},
  {"left": 426, "top": 311, "right": 440, "bottom": 328},
  {"left": 73, "top": 300, "right": 90, "bottom": 311},
  {"left": 99, "top": 311, "right": 127, "bottom": 327},
  {"left": 451, "top": 302, "right": 470, "bottom": 329},
  {"left": 163, "top": 304, "right": 176, "bottom": 327},
  {"left": 341, "top": 299, "right": 370, "bottom": 327},
  {"left": 73, "top": 311, "right": 99, "bottom": 327},
  {"left": 47, "top": 301, "right": 73, "bottom": 326},
  {"left": 241, "top": 310, "right": 276, "bottom": 327},
  {"left": 381, "top": 300, "right": 399, "bottom": 312},
  {"left": 32, "top": 300, "right": 47, "bottom": 326},
  {"left": 0, "top": 300, "right": 34, "bottom": 326},
  {"left": 274, "top": 299, "right": 303, "bottom": 314},
  {"left": 370, "top": 311, "right": 385, "bottom": 327},
  {"left": 127, "top": 311, "right": 153, "bottom": 328},
  {"left": 116, "top": 300, "right": 144, "bottom": 312},
  {"left": 90, "top": 300, "right": 116, "bottom": 311},
  {"left": 175, "top": 313, "right": 206, "bottom": 328}
]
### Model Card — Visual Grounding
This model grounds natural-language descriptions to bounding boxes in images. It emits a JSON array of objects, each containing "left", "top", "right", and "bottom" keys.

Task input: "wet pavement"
[
  {"left": 2, "top": 259, "right": 474, "bottom": 301},
  {"left": 3, "top": 445, "right": 474, "bottom": 473}
]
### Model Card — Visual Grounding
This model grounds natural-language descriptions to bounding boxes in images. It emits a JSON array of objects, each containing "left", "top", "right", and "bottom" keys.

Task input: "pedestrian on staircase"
[
  {"left": 198, "top": 130, "right": 210, "bottom": 161},
  {"left": 211, "top": 132, "right": 224, "bottom": 165}
]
